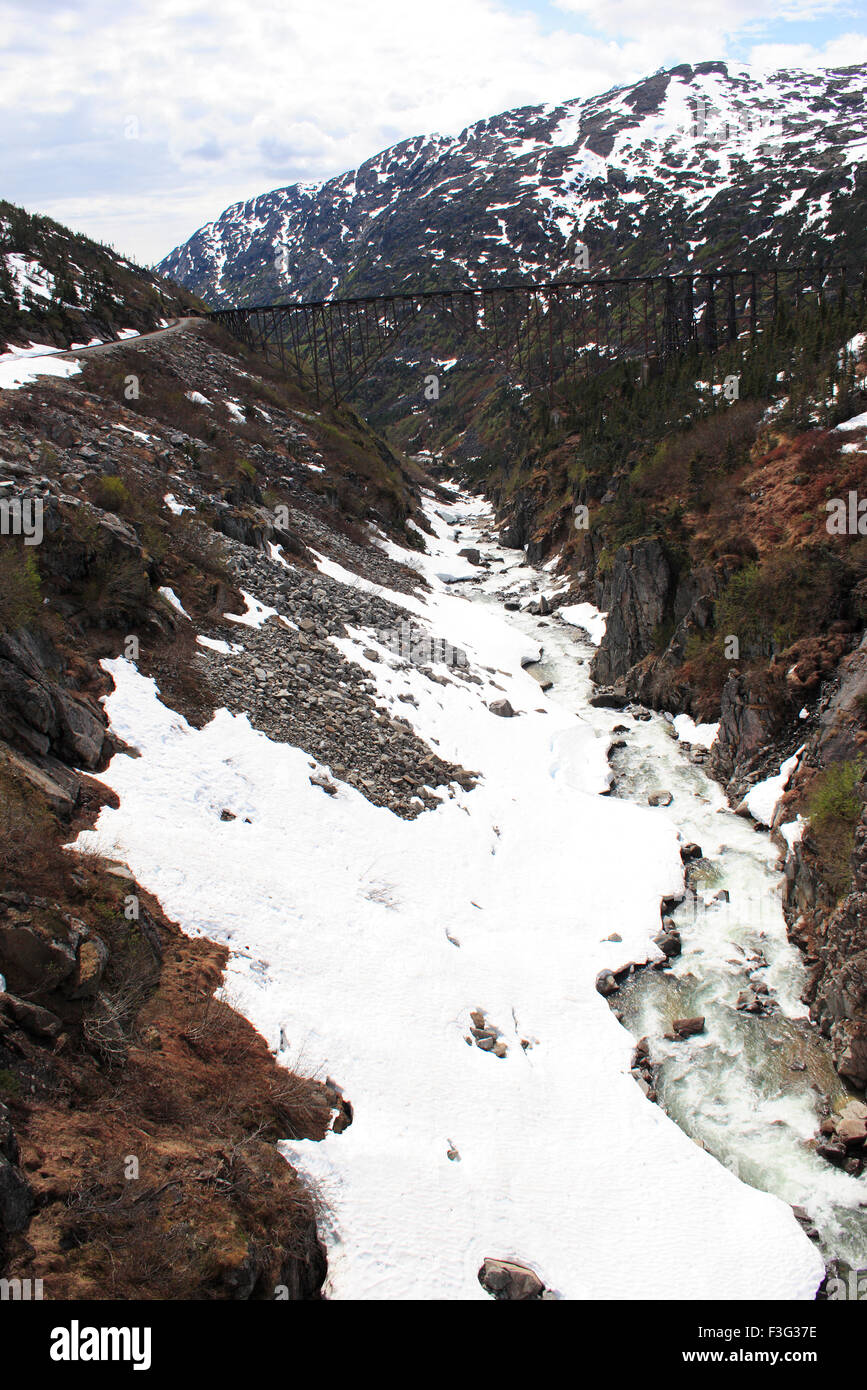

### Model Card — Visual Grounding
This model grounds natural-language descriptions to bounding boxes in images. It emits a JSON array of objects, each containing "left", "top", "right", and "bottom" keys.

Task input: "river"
[{"left": 463, "top": 496, "right": 867, "bottom": 1277}]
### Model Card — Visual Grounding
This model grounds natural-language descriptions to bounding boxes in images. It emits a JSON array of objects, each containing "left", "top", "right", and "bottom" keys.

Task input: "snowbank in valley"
[
  {"left": 73, "top": 492, "right": 824, "bottom": 1302},
  {"left": 559, "top": 602, "right": 607, "bottom": 647},
  {"left": 745, "top": 747, "right": 804, "bottom": 826},
  {"left": 673, "top": 714, "right": 720, "bottom": 750}
]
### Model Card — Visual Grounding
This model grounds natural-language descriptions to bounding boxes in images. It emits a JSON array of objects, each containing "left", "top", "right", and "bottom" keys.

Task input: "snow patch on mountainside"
[{"left": 158, "top": 62, "right": 867, "bottom": 308}]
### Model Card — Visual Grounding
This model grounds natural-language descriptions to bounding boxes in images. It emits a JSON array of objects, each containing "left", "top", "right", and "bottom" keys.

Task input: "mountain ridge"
[{"left": 157, "top": 60, "right": 867, "bottom": 309}]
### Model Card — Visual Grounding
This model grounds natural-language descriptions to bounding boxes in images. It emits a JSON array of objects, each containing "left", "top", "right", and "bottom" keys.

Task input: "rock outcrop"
[{"left": 591, "top": 538, "right": 673, "bottom": 686}]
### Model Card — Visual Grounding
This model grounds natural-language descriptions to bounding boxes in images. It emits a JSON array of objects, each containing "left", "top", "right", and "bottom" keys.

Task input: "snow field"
[{"left": 73, "top": 491, "right": 825, "bottom": 1300}]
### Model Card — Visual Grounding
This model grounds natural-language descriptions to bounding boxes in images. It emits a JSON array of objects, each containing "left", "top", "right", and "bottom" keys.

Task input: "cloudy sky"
[{"left": 2, "top": 0, "right": 866, "bottom": 265}]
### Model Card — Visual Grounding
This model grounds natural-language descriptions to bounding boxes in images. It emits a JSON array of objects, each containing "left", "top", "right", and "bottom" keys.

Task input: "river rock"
[
  {"left": 648, "top": 790, "right": 673, "bottom": 807},
  {"left": 596, "top": 969, "right": 619, "bottom": 997},
  {"left": 837, "top": 1114, "right": 867, "bottom": 1146},
  {"left": 672, "top": 1016, "right": 705, "bottom": 1038},
  {"left": 654, "top": 928, "right": 682, "bottom": 959},
  {"left": 589, "top": 689, "right": 629, "bottom": 710},
  {"left": 841, "top": 1099, "right": 867, "bottom": 1122},
  {"left": 816, "top": 1140, "right": 846, "bottom": 1166},
  {"left": 680, "top": 842, "right": 703, "bottom": 862},
  {"left": 489, "top": 699, "right": 515, "bottom": 718}
]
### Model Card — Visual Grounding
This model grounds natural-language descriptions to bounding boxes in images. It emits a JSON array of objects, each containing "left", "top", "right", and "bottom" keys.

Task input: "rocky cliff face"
[
  {"left": 775, "top": 636, "right": 867, "bottom": 1087},
  {"left": 590, "top": 538, "right": 673, "bottom": 686},
  {"left": 784, "top": 834, "right": 867, "bottom": 1089}
]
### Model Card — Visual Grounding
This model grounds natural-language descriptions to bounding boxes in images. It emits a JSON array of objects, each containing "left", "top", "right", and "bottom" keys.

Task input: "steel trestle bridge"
[{"left": 209, "top": 265, "right": 858, "bottom": 406}]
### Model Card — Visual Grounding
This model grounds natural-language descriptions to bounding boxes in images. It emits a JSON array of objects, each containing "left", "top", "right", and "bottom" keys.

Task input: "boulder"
[
  {"left": 672, "top": 1016, "right": 705, "bottom": 1038},
  {"left": 648, "top": 790, "right": 673, "bottom": 807},
  {"left": 596, "top": 969, "right": 618, "bottom": 997},
  {"left": 589, "top": 689, "right": 629, "bottom": 710},
  {"left": 1, "top": 748, "right": 81, "bottom": 818},
  {"left": 0, "top": 912, "right": 78, "bottom": 995},
  {"left": 836, "top": 1114, "right": 867, "bottom": 1146},
  {"left": 0, "top": 1154, "right": 34, "bottom": 1235},
  {"left": 654, "top": 929, "right": 681, "bottom": 959},
  {"left": 68, "top": 934, "right": 109, "bottom": 1000},
  {"left": 478, "top": 1257, "right": 544, "bottom": 1300},
  {"left": 841, "top": 1100, "right": 867, "bottom": 1123},
  {"left": 0, "top": 991, "right": 63, "bottom": 1040},
  {"left": 489, "top": 699, "right": 515, "bottom": 718}
]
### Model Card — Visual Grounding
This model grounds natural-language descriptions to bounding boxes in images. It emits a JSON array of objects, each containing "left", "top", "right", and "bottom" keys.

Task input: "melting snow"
[
  {"left": 73, "top": 492, "right": 824, "bottom": 1301},
  {"left": 673, "top": 714, "right": 720, "bottom": 750},
  {"left": 158, "top": 586, "right": 190, "bottom": 619},
  {"left": 744, "top": 747, "right": 804, "bottom": 826},
  {"left": 558, "top": 602, "right": 607, "bottom": 647},
  {"left": 0, "top": 352, "right": 81, "bottom": 391}
]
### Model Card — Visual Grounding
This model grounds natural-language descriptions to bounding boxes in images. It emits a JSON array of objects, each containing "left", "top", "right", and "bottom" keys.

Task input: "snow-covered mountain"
[{"left": 158, "top": 61, "right": 867, "bottom": 307}]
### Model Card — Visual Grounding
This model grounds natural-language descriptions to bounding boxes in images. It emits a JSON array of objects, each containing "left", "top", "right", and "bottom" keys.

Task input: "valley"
[{"left": 2, "top": 49, "right": 867, "bottom": 1314}]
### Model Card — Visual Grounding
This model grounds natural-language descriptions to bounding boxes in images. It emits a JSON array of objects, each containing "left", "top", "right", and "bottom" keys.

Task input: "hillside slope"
[
  {"left": 1, "top": 200, "right": 204, "bottom": 351},
  {"left": 0, "top": 207, "right": 479, "bottom": 1298}
]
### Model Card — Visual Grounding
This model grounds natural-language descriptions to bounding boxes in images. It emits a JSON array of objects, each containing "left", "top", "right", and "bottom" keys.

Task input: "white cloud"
[{"left": 747, "top": 32, "right": 867, "bottom": 69}]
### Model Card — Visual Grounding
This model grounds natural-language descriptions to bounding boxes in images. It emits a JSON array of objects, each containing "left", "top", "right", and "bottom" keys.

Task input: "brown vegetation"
[{"left": 0, "top": 756, "right": 331, "bottom": 1299}]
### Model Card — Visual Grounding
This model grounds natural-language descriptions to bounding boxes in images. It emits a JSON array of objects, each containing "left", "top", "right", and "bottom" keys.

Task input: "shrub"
[
  {"left": 0, "top": 545, "right": 41, "bottom": 630},
  {"left": 807, "top": 757, "right": 864, "bottom": 897},
  {"left": 809, "top": 758, "right": 863, "bottom": 832},
  {"left": 79, "top": 554, "right": 151, "bottom": 627},
  {"left": 796, "top": 430, "right": 842, "bottom": 471},
  {"left": 92, "top": 475, "right": 132, "bottom": 515},
  {"left": 714, "top": 548, "right": 845, "bottom": 660}
]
